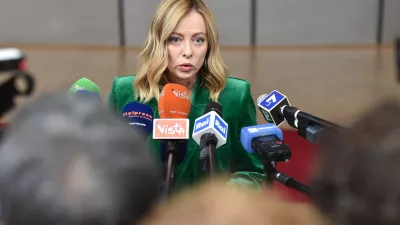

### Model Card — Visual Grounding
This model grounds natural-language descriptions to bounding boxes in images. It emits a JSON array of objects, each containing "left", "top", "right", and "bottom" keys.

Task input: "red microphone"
[{"left": 153, "top": 84, "right": 191, "bottom": 197}]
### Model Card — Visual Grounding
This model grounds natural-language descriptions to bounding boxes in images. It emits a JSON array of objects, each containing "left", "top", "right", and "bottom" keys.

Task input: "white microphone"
[
  {"left": 192, "top": 103, "right": 228, "bottom": 148},
  {"left": 192, "top": 102, "right": 228, "bottom": 175}
]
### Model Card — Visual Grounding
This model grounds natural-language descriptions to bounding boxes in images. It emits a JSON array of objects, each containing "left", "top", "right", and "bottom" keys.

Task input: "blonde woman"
[{"left": 108, "top": 0, "right": 264, "bottom": 191}]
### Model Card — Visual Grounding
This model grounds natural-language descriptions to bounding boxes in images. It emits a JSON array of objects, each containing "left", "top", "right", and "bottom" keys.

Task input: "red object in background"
[
  {"left": 270, "top": 129, "right": 319, "bottom": 202},
  {"left": 19, "top": 59, "right": 28, "bottom": 72}
]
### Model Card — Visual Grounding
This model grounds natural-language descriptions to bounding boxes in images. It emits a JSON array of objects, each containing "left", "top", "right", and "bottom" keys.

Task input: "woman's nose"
[{"left": 182, "top": 42, "right": 193, "bottom": 58}]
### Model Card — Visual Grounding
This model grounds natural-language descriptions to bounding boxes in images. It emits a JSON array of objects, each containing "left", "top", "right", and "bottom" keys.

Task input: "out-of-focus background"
[{"left": 1, "top": 0, "right": 399, "bottom": 201}]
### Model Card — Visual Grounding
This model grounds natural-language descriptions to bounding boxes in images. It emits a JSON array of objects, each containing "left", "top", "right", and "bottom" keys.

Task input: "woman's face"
[{"left": 166, "top": 10, "right": 208, "bottom": 82}]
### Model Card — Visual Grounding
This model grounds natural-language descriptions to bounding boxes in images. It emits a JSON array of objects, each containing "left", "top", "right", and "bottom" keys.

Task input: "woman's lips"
[{"left": 178, "top": 64, "right": 194, "bottom": 72}]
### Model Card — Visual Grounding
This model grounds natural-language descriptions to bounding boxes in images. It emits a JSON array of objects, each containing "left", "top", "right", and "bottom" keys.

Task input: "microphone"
[
  {"left": 153, "top": 83, "right": 190, "bottom": 196},
  {"left": 192, "top": 102, "right": 228, "bottom": 175},
  {"left": 158, "top": 84, "right": 191, "bottom": 118},
  {"left": 240, "top": 123, "right": 290, "bottom": 163},
  {"left": 257, "top": 90, "right": 290, "bottom": 126},
  {"left": 122, "top": 102, "right": 154, "bottom": 137},
  {"left": 240, "top": 124, "right": 313, "bottom": 197},
  {"left": 68, "top": 78, "right": 102, "bottom": 102},
  {"left": 159, "top": 141, "right": 188, "bottom": 166},
  {"left": 257, "top": 90, "right": 342, "bottom": 143}
]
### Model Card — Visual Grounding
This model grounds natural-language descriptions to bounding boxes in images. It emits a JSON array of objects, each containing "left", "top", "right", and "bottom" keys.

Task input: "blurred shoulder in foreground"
[
  {"left": 140, "top": 179, "right": 328, "bottom": 225},
  {"left": 312, "top": 98, "right": 400, "bottom": 225}
]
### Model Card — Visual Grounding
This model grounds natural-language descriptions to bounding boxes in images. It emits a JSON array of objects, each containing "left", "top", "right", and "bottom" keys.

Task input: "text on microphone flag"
[
  {"left": 194, "top": 114, "right": 211, "bottom": 133},
  {"left": 172, "top": 89, "right": 190, "bottom": 100},
  {"left": 122, "top": 111, "right": 153, "bottom": 121},
  {"left": 259, "top": 90, "right": 286, "bottom": 111},
  {"left": 192, "top": 111, "right": 228, "bottom": 144},
  {"left": 153, "top": 119, "right": 189, "bottom": 139},
  {"left": 193, "top": 112, "right": 228, "bottom": 139},
  {"left": 214, "top": 115, "right": 227, "bottom": 138}
]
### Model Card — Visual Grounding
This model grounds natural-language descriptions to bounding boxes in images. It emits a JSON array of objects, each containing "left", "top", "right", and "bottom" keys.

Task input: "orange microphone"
[
  {"left": 158, "top": 83, "right": 191, "bottom": 119},
  {"left": 153, "top": 84, "right": 191, "bottom": 197}
]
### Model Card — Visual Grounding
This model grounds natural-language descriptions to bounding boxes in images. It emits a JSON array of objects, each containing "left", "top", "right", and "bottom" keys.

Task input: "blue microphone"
[
  {"left": 241, "top": 124, "right": 312, "bottom": 196},
  {"left": 122, "top": 102, "right": 154, "bottom": 137},
  {"left": 75, "top": 90, "right": 102, "bottom": 102},
  {"left": 240, "top": 123, "right": 290, "bottom": 163}
]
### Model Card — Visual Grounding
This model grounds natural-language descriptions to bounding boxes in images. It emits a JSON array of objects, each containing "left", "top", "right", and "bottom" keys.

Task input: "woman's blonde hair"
[{"left": 134, "top": 0, "right": 228, "bottom": 103}]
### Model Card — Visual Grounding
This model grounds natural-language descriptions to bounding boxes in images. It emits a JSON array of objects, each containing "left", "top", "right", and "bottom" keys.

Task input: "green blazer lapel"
[{"left": 190, "top": 75, "right": 210, "bottom": 106}]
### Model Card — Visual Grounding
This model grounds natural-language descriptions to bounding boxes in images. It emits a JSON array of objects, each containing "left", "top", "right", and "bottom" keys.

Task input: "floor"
[{"left": 1, "top": 45, "right": 399, "bottom": 129}]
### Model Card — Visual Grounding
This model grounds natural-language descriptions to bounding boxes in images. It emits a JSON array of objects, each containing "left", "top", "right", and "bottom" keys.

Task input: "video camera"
[{"left": 0, "top": 48, "right": 35, "bottom": 118}]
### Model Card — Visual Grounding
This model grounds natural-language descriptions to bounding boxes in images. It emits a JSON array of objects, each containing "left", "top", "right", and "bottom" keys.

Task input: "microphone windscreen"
[
  {"left": 75, "top": 90, "right": 102, "bottom": 102},
  {"left": 240, "top": 123, "right": 283, "bottom": 153},
  {"left": 204, "top": 102, "right": 222, "bottom": 116},
  {"left": 158, "top": 84, "right": 191, "bottom": 119},
  {"left": 122, "top": 102, "right": 154, "bottom": 136},
  {"left": 68, "top": 78, "right": 100, "bottom": 95},
  {"left": 159, "top": 140, "right": 188, "bottom": 165}
]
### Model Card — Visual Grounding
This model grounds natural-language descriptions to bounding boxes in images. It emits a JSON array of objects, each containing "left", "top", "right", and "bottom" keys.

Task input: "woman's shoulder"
[
  {"left": 111, "top": 75, "right": 136, "bottom": 90},
  {"left": 109, "top": 75, "right": 137, "bottom": 111},
  {"left": 218, "top": 76, "right": 255, "bottom": 117},
  {"left": 226, "top": 76, "right": 251, "bottom": 85},
  {"left": 222, "top": 76, "right": 252, "bottom": 94},
  {"left": 218, "top": 76, "right": 253, "bottom": 105},
  {"left": 225, "top": 76, "right": 251, "bottom": 90}
]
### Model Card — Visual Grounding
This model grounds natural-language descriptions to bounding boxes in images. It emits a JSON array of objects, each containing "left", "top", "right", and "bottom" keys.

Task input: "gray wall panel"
[
  {"left": 0, "top": 0, "right": 119, "bottom": 45},
  {"left": 124, "top": 0, "right": 160, "bottom": 47},
  {"left": 203, "top": 0, "right": 251, "bottom": 46},
  {"left": 257, "top": 0, "right": 377, "bottom": 45},
  {"left": 382, "top": 0, "right": 400, "bottom": 44},
  {"left": 0, "top": 0, "right": 391, "bottom": 47},
  {"left": 124, "top": 0, "right": 251, "bottom": 46}
]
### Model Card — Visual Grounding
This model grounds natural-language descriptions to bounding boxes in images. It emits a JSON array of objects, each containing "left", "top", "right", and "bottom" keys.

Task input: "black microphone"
[
  {"left": 192, "top": 102, "right": 228, "bottom": 176},
  {"left": 257, "top": 90, "right": 343, "bottom": 143},
  {"left": 256, "top": 91, "right": 290, "bottom": 126},
  {"left": 159, "top": 141, "right": 188, "bottom": 166}
]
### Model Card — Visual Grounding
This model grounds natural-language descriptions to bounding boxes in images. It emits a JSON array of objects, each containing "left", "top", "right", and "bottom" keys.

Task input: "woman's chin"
[{"left": 173, "top": 71, "right": 197, "bottom": 81}]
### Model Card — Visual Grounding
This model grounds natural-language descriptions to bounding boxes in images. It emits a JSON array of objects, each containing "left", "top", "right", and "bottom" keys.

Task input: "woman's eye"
[
  {"left": 193, "top": 37, "right": 205, "bottom": 44},
  {"left": 168, "top": 37, "right": 182, "bottom": 43}
]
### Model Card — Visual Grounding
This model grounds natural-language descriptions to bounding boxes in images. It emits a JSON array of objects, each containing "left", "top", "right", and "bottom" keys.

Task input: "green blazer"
[{"left": 108, "top": 75, "right": 265, "bottom": 191}]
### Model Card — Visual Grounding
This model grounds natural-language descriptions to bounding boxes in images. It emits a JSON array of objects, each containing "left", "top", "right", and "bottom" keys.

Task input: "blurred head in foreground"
[
  {"left": 139, "top": 180, "right": 326, "bottom": 225},
  {"left": 312, "top": 99, "right": 400, "bottom": 225},
  {"left": 0, "top": 92, "right": 160, "bottom": 225}
]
